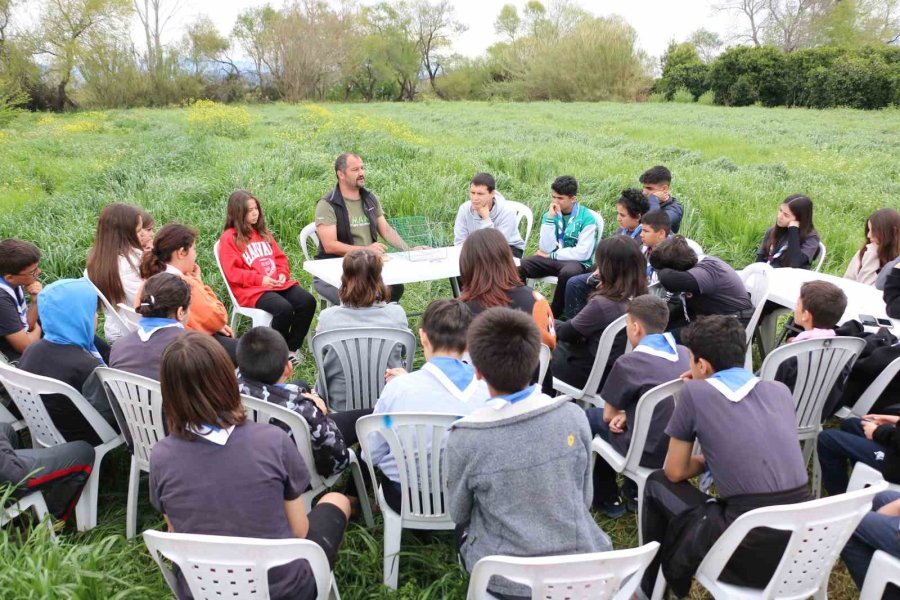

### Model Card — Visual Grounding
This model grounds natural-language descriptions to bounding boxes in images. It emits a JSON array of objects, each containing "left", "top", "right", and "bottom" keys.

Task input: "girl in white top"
[
  {"left": 86, "top": 203, "right": 145, "bottom": 341},
  {"left": 844, "top": 208, "right": 900, "bottom": 286}
]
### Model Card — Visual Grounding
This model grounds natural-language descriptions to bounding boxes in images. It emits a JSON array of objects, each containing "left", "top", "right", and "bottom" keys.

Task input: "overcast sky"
[{"left": 168, "top": 0, "right": 738, "bottom": 61}]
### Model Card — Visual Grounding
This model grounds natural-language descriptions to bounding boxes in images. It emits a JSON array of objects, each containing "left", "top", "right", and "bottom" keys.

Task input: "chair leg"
[
  {"left": 812, "top": 446, "right": 823, "bottom": 499},
  {"left": 74, "top": 465, "right": 101, "bottom": 531},
  {"left": 126, "top": 458, "right": 140, "bottom": 540},
  {"left": 635, "top": 477, "right": 646, "bottom": 547},
  {"left": 382, "top": 504, "right": 402, "bottom": 590},
  {"left": 650, "top": 566, "right": 667, "bottom": 600},
  {"left": 349, "top": 459, "right": 374, "bottom": 527},
  {"left": 329, "top": 578, "right": 341, "bottom": 600}
]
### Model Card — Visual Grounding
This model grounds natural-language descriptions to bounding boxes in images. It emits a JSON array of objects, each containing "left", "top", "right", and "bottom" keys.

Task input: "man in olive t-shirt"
[{"left": 312, "top": 153, "right": 411, "bottom": 305}]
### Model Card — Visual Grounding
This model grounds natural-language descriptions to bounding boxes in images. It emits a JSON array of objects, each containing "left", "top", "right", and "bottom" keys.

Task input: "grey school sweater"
[
  {"left": 453, "top": 192, "right": 526, "bottom": 251},
  {"left": 446, "top": 389, "right": 612, "bottom": 597}
]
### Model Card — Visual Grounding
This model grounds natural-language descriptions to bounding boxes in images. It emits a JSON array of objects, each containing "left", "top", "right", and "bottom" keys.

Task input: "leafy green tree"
[{"left": 494, "top": 4, "right": 520, "bottom": 41}]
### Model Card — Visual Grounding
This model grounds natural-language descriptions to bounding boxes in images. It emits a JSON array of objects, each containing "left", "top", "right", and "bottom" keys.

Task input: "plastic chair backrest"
[
  {"left": 116, "top": 303, "right": 142, "bottom": 329},
  {"left": 0, "top": 362, "right": 118, "bottom": 448},
  {"left": 860, "top": 550, "right": 900, "bottom": 600},
  {"left": 212, "top": 241, "right": 241, "bottom": 312},
  {"left": 82, "top": 270, "right": 133, "bottom": 334},
  {"left": 581, "top": 314, "right": 629, "bottom": 398},
  {"left": 504, "top": 200, "right": 534, "bottom": 247},
  {"left": 739, "top": 262, "right": 772, "bottom": 369},
  {"left": 684, "top": 238, "right": 704, "bottom": 257},
  {"left": 538, "top": 344, "right": 551, "bottom": 384},
  {"left": 759, "top": 337, "right": 866, "bottom": 437},
  {"left": 846, "top": 354, "right": 900, "bottom": 418},
  {"left": 143, "top": 530, "right": 333, "bottom": 600},
  {"left": 621, "top": 379, "right": 684, "bottom": 475},
  {"left": 94, "top": 367, "right": 163, "bottom": 471},
  {"left": 466, "top": 542, "right": 660, "bottom": 600},
  {"left": 240, "top": 394, "right": 325, "bottom": 489},
  {"left": 813, "top": 242, "right": 826, "bottom": 272},
  {"left": 299, "top": 222, "right": 319, "bottom": 262},
  {"left": 696, "top": 481, "right": 887, "bottom": 599},
  {"left": 356, "top": 412, "right": 458, "bottom": 525},
  {"left": 847, "top": 461, "right": 900, "bottom": 494},
  {"left": 311, "top": 327, "right": 416, "bottom": 411}
]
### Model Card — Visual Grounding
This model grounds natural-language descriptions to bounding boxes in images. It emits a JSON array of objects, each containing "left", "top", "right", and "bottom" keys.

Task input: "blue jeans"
[
  {"left": 564, "top": 273, "right": 593, "bottom": 320},
  {"left": 817, "top": 418, "right": 887, "bottom": 495},
  {"left": 841, "top": 490, "right": 900, "bottom": 596}
]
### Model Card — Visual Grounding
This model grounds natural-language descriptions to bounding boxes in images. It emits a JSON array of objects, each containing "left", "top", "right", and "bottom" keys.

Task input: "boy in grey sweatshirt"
[
  {"left": 447, "top": 307, "right": 612, "bottom": 599},
  {"left": 453, "top": 173, "right": 525, "bottom": 257}
]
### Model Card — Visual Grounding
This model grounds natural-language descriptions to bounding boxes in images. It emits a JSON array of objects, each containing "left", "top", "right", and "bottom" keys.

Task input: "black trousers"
[
  {"left": 255, "top": 286, "right": 317, "bottom": 351},
  {"left": 1, "top": 422, "right": 94, "bottom": 521},
  {"left": 517, "top": 255, "right": 589, "bottom": 317},
  {"left": 212, "top": 333, "right": 238, "bottom": 366}
]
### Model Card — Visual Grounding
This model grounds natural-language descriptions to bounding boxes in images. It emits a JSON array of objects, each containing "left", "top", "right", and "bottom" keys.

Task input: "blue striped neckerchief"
[
  {"left": 705, "top": 367, "right": 759, "bottom": 403},
  {"left": 618, "top": 224, "right": 643, "bottom": 239},
  {"left": 555, "top": 203, "right": 579, "bottom": 247},
  {"left": 634, "top": 333, "right": 680, "bottom": 362},
  {"left": 186, "top": 422, "right": 235, "bottom": 445},
  {"left": 137, "top": 316, "right": 184, "bottom": 342},
  {"left": 494, "top": 384, "right": 538, "bottom": 406}
]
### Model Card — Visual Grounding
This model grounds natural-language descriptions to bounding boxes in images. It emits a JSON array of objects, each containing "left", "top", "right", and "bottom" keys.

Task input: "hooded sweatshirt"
[
  {"left": 453, "top": 192, "right": 525, "bottom": 251},
  {"left": 218, "top": 228, "right": 297, "bottom": 308},
  {"left": 18, "top": 278, "right": 116, "bottom": 444},
  {"left": 162, "top": 264, "right": 228, "bottom": 335},
  {"left": 447, "top": 387, "right": 612, "bottom": 597}
]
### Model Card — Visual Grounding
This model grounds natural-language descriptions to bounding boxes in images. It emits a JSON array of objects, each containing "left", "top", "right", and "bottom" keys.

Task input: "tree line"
[{"left": 0, "top": 0, "right": 897, "bottom": 114}]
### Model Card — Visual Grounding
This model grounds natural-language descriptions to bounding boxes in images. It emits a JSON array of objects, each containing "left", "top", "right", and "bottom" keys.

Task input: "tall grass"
[{"left": 0, "top": 101, "right": 891, "bottom": 598}]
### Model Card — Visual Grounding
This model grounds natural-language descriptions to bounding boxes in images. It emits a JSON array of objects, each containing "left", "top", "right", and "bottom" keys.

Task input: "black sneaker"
[
  {"left": 625, "top": 494, "right": 639, "bottom": 513},
  {"left": 598, "top": 495, "right": 626, "bottom": 519}
]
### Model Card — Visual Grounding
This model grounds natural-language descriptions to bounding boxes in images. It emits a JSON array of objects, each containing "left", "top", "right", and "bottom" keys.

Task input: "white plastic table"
[
  {"left": 303, "top": 246, "right": 466, "bottom": 290},
  {"left": 765, "top": 267, "right": 899, "bottom": 330}
]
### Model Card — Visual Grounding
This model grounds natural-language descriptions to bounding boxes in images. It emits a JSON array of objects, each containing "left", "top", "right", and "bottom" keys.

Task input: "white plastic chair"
[
  {"left": 860, "top": 550, "right": 900, "bottom": 600},
  {"left": 143, "top": 530, "right": 341, "bottom": 600},
  {"left": 504, "top": 200, "right": 534, "bottom": 248},
  {"left": 591, "top": 379, "right": 683, "bottom": 544},
  {"left": 835, "top": 354, "right": 900, "bottom": 420},
  {"left": 847, "top": 461, "right": 900, "bottom": 494},
  {"left": 684, "top": 238, "right": 704, "bottom": 257},
  {"left": 1, "top": 490, "right": 54, "bottom": 539},
  {"left": 688, "top": 481, "right": 888, "bottom": 600},
  {"left": 526, "top": 208, "right": 604, "bottom": 291},
  {"left": 356, "top": 412, "right": 459, "bottom": 590},
  {"left": 93, "top": 367, "right": 164, "bottom": 540},
  {"left": 552, "top": 314, "right": 630, "bottom": 407},
  {"left": 240, "top": 394, "right": 373, "bottom": 527},
  {"left": 299, "top": 223, "right": 333, "bottom": 310},
  {"left": 82, "top": 269, "right": 135, "bottom": 336},
  {"left": 759, "top": 337, "right": 866, "bottom": 496},
  {"left": 738, "top": 262, "right": 772, "bottom": 370},
  {"left": 311, "top": 327, "right": 416, "bottom": 411},
  {"left": 813, "top": 242, "right": 826, "bottom": 272},
  {"left": 538, "top": 343, "right": 551, "bottom": 384},
  {"left": 116, "top": 303, "right": 142, "bottom": 330},
  {"left": 212, "top": 241, "right": 273, "bottom": 332},
  {"left": 467, "top": 542, "right": 660, "bottom": 600},
  {"left": 0, "top": 400, "right": 26, "bottom": 432},
  {"left": 0, "top": 362, "right": 123, "bottom": 531}
]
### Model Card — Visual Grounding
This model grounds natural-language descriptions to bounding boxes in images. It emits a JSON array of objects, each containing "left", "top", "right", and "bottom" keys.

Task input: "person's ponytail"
[{"left": 141, "top": 223, "right": 197, "bottom": 279}]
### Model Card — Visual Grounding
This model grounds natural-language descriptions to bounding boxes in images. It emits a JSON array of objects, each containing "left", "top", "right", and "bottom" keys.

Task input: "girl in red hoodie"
[{"left": 219, "top": 190, "right": 316, "bottom": 354}]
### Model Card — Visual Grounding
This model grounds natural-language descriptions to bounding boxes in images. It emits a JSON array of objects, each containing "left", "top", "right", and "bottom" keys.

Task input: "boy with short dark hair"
[
  {"left": 453, "top": 172, "right": 525, "bottom": 257},
  {"left": 639, "top": 210, "right": 672, "bottom": 283},
  {"left": 368, "top": 299, "right": 490, "bottom": 512},
  {"left": 236, "top": 326, "right": 354, "bottom": 478},
  {"left": 775, "top": 280, "right": 850, "bottom": 419},
  {"left": 447, "top": 307, "right": 612, "bottom": 599},
  {"left": 584, "top": 294, "right": 690, "bottom": 517},
  {"left": 640, "top": 315, "right": 809, "bottom": 597},
  {"left": 0, "top": 239, "right": 43, "bottom": 362},
  {"left": 519, "top": 176, "right": 599, "bottom": 316},
  {"left": 639, "top": 165, "right": 684, "bottom": 233},
  {"left": 613, "top": 188, "right": 650, "bottom": 239}
]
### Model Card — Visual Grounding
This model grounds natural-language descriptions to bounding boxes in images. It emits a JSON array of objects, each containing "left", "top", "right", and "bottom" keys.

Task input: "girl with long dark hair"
[
  {"left": 845, "top": 208, "right": 900, "bottom": 286},
  {"left": 756, "top": 194, "right": 820, "bottom": 269}
]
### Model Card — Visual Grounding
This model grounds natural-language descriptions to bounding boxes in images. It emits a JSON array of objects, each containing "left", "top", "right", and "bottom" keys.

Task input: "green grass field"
[{"left": 1, "top": 101, "right": 897, "bottom": 598}]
